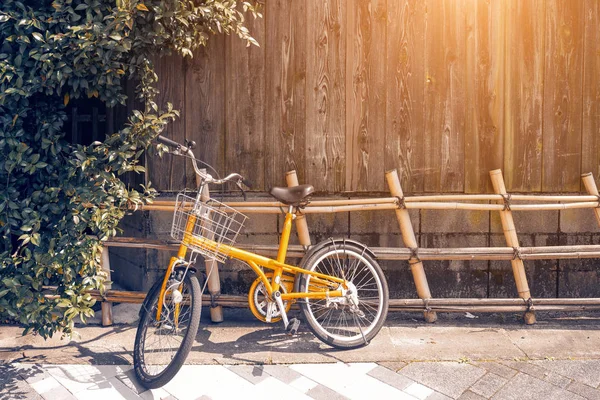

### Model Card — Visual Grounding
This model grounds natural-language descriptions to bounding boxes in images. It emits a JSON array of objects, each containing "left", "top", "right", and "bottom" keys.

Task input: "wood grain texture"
[
  {"left": 185, "top": 35, "right": 226, "bottom": 187},
  {"left": 542, "top": 0, "right": 584, "bottom": 192},
  {"left": 225, "top": 12, "right": 266, "bottom": 190},
  {"left": 345, "top": 0, "right": 386, "bottom": 192},
  {"left": 306, "top": 0, "right": 347, "bottom": 192},
  {"left": 581, "top": 0, "right": 600, "bottom": 184},
  {"left": 264, "top": 0, "right": 307, "bottom": 188},
  {"left": 423, "top": 0, "right": 466, "bottom": 192},
  {"left": 148, "top": 55, "right": 187, "bottom": 191},
  {"left": 504, "top": 0, "right": 545, "bottom": 192},
  {"left": 385, "top": 0, "right": 426, "bottom": 193},
  {"left": 464, "top": 0, "right": 504, "bottom": 194}
]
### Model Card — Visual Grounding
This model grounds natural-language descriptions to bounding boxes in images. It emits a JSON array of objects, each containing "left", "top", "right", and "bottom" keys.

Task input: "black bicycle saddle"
[{"left": 269, "top": 184, "right": 314, "bottom": 206}]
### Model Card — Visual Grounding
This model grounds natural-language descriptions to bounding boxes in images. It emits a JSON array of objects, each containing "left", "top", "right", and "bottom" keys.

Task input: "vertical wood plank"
[
  {"left": 464, "top": 0, "right": 505, "bottom": 193},
  {"left": 306, "top": 0, "right": 347, "bottom": 192},
  {"left": 185, "top": 35, "right": 226, "bottom": 188},
  {"left": 423, "top": 0, "right": 466, "bottom": 192},
  {"left": 225, "top": 13, "right": 266, "bottom": 190},
  {"left": 581, "top": 0, "right": 600, "bottom": 181},
  {"left": 385, "top": 0, "right": 426, "bottom": 193},
  {"left": 264, "top": 0, "right": 307, "bottom": 188},
  {"left": 345, "top": 0, "right": 387, "bottom": 192},
  {"left": 504, "top": 0, "right": 545, "bottom": 192},
  {"left": 147, "top": 55, "right": 187, "bottom": 191},
  {"left": 542, "top": 1, "right": 584, "bottom": 192}
]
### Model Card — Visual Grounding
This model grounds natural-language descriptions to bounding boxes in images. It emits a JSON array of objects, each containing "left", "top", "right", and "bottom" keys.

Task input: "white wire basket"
[{"left": 171, "top": 193, "right": 248, "bottom": 263}]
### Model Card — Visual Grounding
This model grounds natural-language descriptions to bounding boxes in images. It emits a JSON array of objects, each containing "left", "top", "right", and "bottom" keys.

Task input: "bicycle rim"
[
  {"left": 301, "top": 246, "right": 388, "bottom": 347},
  {"left": 134, "top": 272, "right": 201, "bottom": 387}
]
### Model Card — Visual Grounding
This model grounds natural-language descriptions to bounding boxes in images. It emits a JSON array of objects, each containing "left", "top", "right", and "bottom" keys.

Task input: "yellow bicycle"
[{"left": 133, "top": 136, "right": 390, "bottom": 388}]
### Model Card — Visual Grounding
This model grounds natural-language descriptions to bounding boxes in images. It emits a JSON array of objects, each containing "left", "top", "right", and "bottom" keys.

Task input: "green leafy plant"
[{"left": 0, "top": 0, "right": 259, "bottom": 338}]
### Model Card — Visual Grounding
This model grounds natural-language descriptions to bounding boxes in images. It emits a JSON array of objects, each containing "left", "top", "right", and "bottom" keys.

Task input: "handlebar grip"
[
  {"left": 242, "top": 178, "right": 253, "bottom": 189},
  {"left": 156, "top": 135, "right": 182, "bottom": 149}
]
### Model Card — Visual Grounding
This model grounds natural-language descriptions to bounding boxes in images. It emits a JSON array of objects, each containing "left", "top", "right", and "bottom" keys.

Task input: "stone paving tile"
[
  {"left": 530, "top": 360, "right": 600, "bottom": 388},
  {"left": 253, "top": 376, "right": 312, "bottom": 400},
  {"left": 2, "top": 374, "right": 42, "bottom": 400},
  {"left": 260, "top": 364, "right": 303, "bottom": 384},
  {"left": 499, "top": 361, "right": 547, "bottom": 381},
  {"left": 306, "top": 383, "right": 349, "bottom": 400},
  {"left": 471, "top": 362, "right": 517, "bottom": 380},
  {"left": 289, "top": 376, "right": 319, "bottom": 394},
  {"left": 469, "top": 373, "right": 507, "bottom": 398},
  {"left": 162, "top": 365, "right": 257, "bottom": 400},
  {"left": 457, "top": 391, "right": 486, "bottom": 400},
  {"left": 72, "top": 377, "right": 139, "bottom": 400},
  {"left": 226, "top": 365, "right": 269, "bottom": 384},
  {"left": 399, "top": 362, "right": 486, "bottom": 399},
  {"left": 378, "top": 361, "right": 408, "bottom": 372},
  {"left": 45, "top": 365, "right": 126, "bottom": 394},
  {"left": 567, "top": 381, "right": 600, "bottom": 400},
  {"left": 292, "top": 362, "right": 412, "bottom": 400},
  {"left": 16, "top": 364, "right": 51, "bottom": 385},
  {"left": 543, "top": 371, "right": 572, "bottom": 389},
  {"left": 367, "top": 365, "right": 415, "bottom": 391},
  {"left": 492, "top": 372, "right": 586, "bottom": 400},
  {"left": 426, "top": 392, "right": 453, "bottom": 400},
  {"left": 404, "top": 382, "right": 433, "bottom": 399},
  {"left": 39, "top": 383, "right": 77, "bottom": 400}
]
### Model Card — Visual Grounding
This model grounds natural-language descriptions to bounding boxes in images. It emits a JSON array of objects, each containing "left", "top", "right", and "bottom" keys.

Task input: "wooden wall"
[{"left": 148, "top": 0, "right": 600, "bottom": 194}]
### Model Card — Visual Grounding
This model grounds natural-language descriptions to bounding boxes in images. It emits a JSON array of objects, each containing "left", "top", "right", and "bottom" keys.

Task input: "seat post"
[{"left": 276, "top": 206, "right": 295, "bottom": 264}]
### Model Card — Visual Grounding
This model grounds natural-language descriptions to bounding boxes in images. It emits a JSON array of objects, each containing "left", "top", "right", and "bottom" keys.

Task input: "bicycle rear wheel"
[
  {"left": 133, "top": 270, "right": 201, "bottom": 389},
  {"left": 298, "top": 242, "right": 389, "bottom": 349}
]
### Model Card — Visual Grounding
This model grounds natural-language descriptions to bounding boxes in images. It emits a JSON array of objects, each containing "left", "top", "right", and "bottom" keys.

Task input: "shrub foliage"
[{"left": 0, "top": 0, "right": 258, "bottom": 337}]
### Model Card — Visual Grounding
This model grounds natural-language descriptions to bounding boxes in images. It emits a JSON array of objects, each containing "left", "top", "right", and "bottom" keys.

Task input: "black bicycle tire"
[
  {"left": 133, "top": 272, "right": 201, "bottom": 389},
  {"left": 298, "top": 242, "right": 389, "bottom": 349}
]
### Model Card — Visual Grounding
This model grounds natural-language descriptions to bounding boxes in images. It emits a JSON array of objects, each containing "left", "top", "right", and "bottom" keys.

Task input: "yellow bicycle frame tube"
[{"left": 155, "top": 210, "right": 348, "bottom": 322}]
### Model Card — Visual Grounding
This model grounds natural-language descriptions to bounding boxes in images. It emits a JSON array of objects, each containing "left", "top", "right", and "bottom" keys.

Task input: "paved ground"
[{"left": 2, "top": 308, "right": 600, "bottom": 399}]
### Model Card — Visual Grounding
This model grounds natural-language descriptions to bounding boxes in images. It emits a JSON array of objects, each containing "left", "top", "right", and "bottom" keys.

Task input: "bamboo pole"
[
  {"left": 385, "top": 169, "right": 437, "bottom": 323},
  {"left": 151, "top": 194, "right": 599, "bottom": 207},
  {"left": 286, "top": 170, "right": 312, "bottom": 248},
  {"left": 581, "top": 173, "right": 600, "bottom": 228},
  {"left": 140, "top": 201, "right": 600, "bottom": 214},
  {"left": 200, "top": 169, "right": 223, "bottom": 323},
  {"left": 100, "top": 246, "right": 113, "bottom": 326},
  {"left": 490, "top": 169, "right": 535, "bottom": 324}
]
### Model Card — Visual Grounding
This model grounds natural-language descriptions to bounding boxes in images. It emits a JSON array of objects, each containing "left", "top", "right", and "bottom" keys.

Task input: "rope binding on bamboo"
[
  {"left": 500, "top": 193, "right": 512, "bottom": 211},
  {"left": 210, "top": 292, "right": 221, "bottom": 308},
  {"left": 512, "top": 247, "right": 523, "bottom": 261},
  {"left": 408, "top": 247, "right": 421, "bottom": 265},
  {"left": 394, "top": 196, "right": 407, "bottom": 209},
  {"left": 526, "top": 297, "right": 535, "bottom": 312}
]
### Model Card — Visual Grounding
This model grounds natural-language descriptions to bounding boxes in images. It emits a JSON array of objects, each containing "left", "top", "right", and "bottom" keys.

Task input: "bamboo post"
[
  {"left": 200, "top": 169, "right": 223, "bottom": 323},
  {"left": 489, "top": 169, "right": 535, "bottom": 324},
  {"left": 385, "top": 169, "right": 437, "bottom": 323},
  {"left": 100, "top": 246, "right": 113, "bottom": 326},
  {"left": 581, "top": 173, "right": 600, "bottom": 228},
  {"left": 285, "top": 170, "right": 312, "bottom": 248}
]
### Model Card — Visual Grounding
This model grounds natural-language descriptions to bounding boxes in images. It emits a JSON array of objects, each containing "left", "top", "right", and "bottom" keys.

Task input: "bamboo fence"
[{"left": 92, "top": 170, "right": 600, "bottom": 325}]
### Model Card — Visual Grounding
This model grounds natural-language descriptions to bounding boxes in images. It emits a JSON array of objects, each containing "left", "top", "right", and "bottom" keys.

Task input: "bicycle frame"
[{"left": 155, "top": 205, "right": 348, "bottom": 322}]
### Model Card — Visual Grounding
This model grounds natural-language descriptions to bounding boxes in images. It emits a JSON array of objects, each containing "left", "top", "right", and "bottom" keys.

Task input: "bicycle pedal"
[{"left": 285, "top": 318, "right": 300, "bottom": 336}]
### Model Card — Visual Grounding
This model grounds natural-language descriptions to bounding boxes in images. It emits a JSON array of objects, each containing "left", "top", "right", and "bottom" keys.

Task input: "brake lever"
[{"left": 235, "top": 180, "right": 247, "bottom": 201}]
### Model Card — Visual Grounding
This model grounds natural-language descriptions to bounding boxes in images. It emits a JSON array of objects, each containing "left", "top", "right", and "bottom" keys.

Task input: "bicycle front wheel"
[
  {"left": 298, "top": 242, "right": 389, "bottom": 349},
  {"left": 133, "top": 271, "right": 201, "bottom": 389}
]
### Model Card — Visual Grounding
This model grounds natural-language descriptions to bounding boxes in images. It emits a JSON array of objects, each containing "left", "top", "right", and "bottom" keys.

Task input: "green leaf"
[{"left": 32, "top": 32, "right": 44, "bottom": 42}]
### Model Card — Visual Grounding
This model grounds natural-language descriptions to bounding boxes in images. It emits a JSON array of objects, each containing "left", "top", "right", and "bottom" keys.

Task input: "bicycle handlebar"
[
  {"left": 156, "top": 135, "right": 182, "bottom": 149},
  {"left": 155, "top": 135, "right": 249, "bottom": 195}
]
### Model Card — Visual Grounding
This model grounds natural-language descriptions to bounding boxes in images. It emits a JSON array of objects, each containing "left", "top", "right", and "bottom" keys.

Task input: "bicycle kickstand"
[{"left": 273, "top": 291, "right": 300, "bottom": 335}]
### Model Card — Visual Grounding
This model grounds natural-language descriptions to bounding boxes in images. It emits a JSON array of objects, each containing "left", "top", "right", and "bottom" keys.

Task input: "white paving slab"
[
  {"left": 162, "top": 365, "right": 259, "bottom": 400},
  {"left": 72, "top": 377, "right": 139, "bottom": 400},
  {"left": 291, "top": 362, "right": 416, "bottom": 400},
  {"left": 254, "top": 376, "right": 312, "bottom": 400}
]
